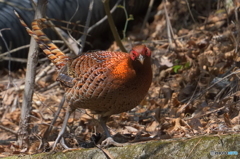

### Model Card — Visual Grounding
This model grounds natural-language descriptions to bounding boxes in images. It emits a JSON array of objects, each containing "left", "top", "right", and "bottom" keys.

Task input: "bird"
[{"left": 15, "top": 11, "right": 152, "bottom": 148}]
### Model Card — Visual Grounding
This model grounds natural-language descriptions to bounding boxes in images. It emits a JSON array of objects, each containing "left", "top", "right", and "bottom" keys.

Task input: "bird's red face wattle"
[{"left": 129, "top": 45, "right": 151, "bottom": 64}]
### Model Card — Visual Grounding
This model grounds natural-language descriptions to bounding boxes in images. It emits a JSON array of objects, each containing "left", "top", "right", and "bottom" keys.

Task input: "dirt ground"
[{"left": 0, "top": 0, "right": 240, "bottom": 157}]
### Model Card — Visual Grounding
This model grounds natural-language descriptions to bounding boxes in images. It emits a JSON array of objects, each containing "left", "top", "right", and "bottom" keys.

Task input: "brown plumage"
[
  {"left": 15, "top": 11, "right": 152, "bottom": 148},
  {"left": 64, "top": 47, "right": 152, "bottom": 116}
]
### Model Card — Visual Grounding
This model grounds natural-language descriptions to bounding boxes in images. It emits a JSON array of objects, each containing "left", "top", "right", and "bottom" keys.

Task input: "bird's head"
[{"left": 129, "top": 45, "right": 151, "bottom": 64}]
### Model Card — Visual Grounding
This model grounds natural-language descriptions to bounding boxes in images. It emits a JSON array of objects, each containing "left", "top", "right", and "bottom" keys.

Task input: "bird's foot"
[{"left": 100, "top": 137, "right": 128, "bottom": 148}]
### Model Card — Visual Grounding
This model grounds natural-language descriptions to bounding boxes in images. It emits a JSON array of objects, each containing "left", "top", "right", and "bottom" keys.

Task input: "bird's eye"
[
  {"left": 144, "top": 47, "right": 151, "bottom": 57},
  {"left": 130, "top": 50, "right": 138, "bottom": 60}
]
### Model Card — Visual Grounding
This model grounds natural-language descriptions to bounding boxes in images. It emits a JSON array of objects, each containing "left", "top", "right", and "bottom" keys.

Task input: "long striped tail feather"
[{"left": 14, "top": 10, "right": 69, "bottom": 70}]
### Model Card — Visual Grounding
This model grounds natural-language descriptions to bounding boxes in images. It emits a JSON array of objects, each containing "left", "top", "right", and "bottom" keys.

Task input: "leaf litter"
[{"left": 0, "top": 0, "right": 240, "bottom": 156}]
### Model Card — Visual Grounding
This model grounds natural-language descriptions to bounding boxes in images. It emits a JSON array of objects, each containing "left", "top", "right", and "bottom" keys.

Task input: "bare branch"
[
  {"left": 17, "top": 0, "right": 47, "bottom": 149},
  {"left": 78, "top": 0, "right": 94, "bottom": 55},
  {"left": 102, "top": 0, "right": 126, "bottom": 52},
  {"left": 141, "top": 0, "right": 154, "bottom": 32}
]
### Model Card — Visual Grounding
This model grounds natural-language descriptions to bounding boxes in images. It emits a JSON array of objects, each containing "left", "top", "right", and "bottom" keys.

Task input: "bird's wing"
[{"left": 64, "top": 51, "right": 136, "bottom": 101}]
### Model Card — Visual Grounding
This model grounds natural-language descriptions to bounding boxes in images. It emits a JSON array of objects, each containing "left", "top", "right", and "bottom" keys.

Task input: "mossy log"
[{"left": 6, "top": 134, "right": 240, "bottom": 159}]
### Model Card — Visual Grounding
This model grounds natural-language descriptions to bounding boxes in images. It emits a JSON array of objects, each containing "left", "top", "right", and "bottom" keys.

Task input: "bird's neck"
[
  {"left": 132, "top": 58, "right": 152, "bottom": 74},
  {"left": 131, "top": 57, "right": 152, "bottom": 97}
]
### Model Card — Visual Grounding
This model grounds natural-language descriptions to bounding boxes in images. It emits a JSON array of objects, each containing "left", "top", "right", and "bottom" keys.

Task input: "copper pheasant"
[{"left": 15, "top": 11, "right": 152, "bottom": 148}]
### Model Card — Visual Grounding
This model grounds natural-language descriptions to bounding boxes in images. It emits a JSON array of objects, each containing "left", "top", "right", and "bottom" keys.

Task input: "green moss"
[{"left": 4, "top": 134, "right": 240, "bottom": 159}]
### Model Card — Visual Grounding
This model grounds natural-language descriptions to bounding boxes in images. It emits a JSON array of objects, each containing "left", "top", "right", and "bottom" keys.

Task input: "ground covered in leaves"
[{"left": 0, "top": 0, "right": 240, "bottom": 157}]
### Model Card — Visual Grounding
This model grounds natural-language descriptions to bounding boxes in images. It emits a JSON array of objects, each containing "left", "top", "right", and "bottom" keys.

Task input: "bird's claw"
[{"left": 100, "top": 137, "right": 128, "bottom": 148}]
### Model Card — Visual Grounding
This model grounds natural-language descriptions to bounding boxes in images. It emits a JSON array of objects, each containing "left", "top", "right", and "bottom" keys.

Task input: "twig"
[
  {"left": 41, "top": 96, "right": 66, "bottom": 149},
  {"left": 2, "top": 57, "right": 28, "bottom": 63},
  {"left": 185, "top": 69, "right": 240, "bottom": 104},
  {"left": 35, "top": 64, "right": 53, "bottom": 82},
  {"left": 184, "top": 0, "right": 196, "bottom": 23},
  {"left": 94, "top": 141, "right": 114, "bottom": 159},
  {"left": 185, "top": 138, "right": 202, "bottom": 159},
  {"left": 78, "top": 0, "right": 94, "bottom": 55},
  {"left": 163, "top": 0, "right": 178, "bottom": 49},
  {"left": 234, "top": 4, "right": 239, "bottom": 53},
  {"left": 47, "top": 18, "right": 84, "bottom": 27},
  {"left": 76, "top": 0, "right": 122, "bottom": 47},
  {"left": 102, "top": 0, "right": 126, "bottom": 52},
  {"left": 52, "top": 106, "right": 72, "bottom": 150},
  {"left": 188, "top": 106, "right": 225, "bottom": 120},
  {"left": 65, "top": 0, "right": 82, "bottom": 53},
  {"left": 47, "top": 21, "right": 79, "bottom": 56},
  {"left": 0, "top": 0, "right": 34, "bottom": 11},
  {"left": 163, "top": 0, "right": 173, "bottom": 46},
  {"left": 38, "top": 81, "right": 59, "bottom": 92},
  {"left": 118, "top": 1, "right": 134, "bottom": 40},
  {"left": 0, "top": 44, "right": 30, "bottom": 58},
  {"left": 0, "top": 28, "right": 13, "bottom": 85},
  {"left": 141, "top": 0, "right": 154, "bottom": 32},
  {"left": 0, "top": 124, "right": 18, "bottom": 135},
  {"left": 0, "top": 40, "right": 65, "bottom": 59},
  {"left": 87, "top": 0, "right": 122, "bottom": 35}
]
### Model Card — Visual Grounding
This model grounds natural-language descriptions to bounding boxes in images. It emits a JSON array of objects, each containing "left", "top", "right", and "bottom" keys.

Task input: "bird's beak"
[{"left": 138, "top": 54, "right": 145, "bottom": 64}]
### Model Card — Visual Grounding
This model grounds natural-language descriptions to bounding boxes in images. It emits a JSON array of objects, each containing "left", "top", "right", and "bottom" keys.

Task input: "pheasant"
[{"left": 15, "top": 11, "right": 152, "bottom": 148}]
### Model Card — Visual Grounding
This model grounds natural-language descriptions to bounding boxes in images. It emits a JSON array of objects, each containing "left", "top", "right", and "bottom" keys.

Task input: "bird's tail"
[{"left": 14, "top": 10, "right": 69, "bottom": 70}]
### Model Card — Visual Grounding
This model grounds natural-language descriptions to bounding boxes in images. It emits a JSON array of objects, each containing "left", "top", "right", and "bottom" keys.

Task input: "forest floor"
[{"left": 0, "top": 0, "right": 240, "bottom": 157}]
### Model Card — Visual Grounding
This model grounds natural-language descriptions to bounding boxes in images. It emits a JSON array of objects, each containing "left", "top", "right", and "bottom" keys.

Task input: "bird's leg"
[
  {"left": 99, "top": 116, "right": 128, "bottom": 148},
  {"left": 99, "top": 116, "right": 111, "bottom": 137},
  {"left": 52, "top": 106, "right": 72, "bottom": 150}
]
